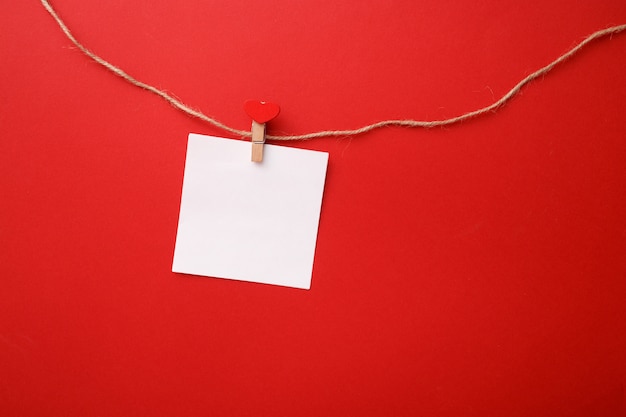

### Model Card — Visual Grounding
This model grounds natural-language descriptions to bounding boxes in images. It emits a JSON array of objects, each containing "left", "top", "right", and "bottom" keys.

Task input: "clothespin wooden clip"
[
  {"left": 250, "top": 120, "right": 266, "bottom": 163},
  {"left": 244, "top": 100, "right": 280, "bottom": 162}
]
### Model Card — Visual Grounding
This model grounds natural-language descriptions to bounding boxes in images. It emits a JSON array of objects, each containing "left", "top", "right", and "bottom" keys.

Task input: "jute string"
[{"left": 41, "top": 0, "right": 626, "bottom": 141}]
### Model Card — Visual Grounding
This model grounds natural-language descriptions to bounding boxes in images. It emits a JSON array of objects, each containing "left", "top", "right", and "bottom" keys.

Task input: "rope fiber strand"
[{"left": 40, "top": 0, "right": 626, "bottom": 141}]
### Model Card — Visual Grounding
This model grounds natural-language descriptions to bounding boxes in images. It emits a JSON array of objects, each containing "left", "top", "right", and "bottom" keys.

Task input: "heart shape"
[{"left": 244, "top": 100, "right": 281, "bottom": 124}]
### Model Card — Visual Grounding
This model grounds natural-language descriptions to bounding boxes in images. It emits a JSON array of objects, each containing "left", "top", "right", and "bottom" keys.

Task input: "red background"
[{"left": 2, "top": 1, "right": 626, "bottom": 416}]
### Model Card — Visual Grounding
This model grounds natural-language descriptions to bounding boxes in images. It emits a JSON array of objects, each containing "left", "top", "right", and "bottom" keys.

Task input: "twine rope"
[{"left": 41, "top": 0, "right": 626, "bottom": 141}]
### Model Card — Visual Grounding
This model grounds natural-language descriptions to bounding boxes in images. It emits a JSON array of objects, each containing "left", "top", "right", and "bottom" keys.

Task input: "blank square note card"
[{"left": 172, "top": 133, "right": 329, "bottom": 289}]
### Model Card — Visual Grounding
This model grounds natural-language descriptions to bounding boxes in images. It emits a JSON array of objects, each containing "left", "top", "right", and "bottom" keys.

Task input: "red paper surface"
[{"left": 2, "top": 1, "right": 626, "bottom": 416}]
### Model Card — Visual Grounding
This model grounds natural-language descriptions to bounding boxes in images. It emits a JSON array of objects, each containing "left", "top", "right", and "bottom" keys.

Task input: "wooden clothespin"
[{"left": 244, "top": 100, "right": 280, "bottom": 162}]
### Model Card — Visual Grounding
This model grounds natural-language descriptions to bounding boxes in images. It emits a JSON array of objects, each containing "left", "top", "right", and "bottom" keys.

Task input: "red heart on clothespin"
[{"left": 244, "top": 100, "right": 281, "bottom": 124}]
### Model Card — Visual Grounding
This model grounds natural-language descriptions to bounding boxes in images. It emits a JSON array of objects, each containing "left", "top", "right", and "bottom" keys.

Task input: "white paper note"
[{"left": 172, "top": 133, "right": 328, "bottom": 289}]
